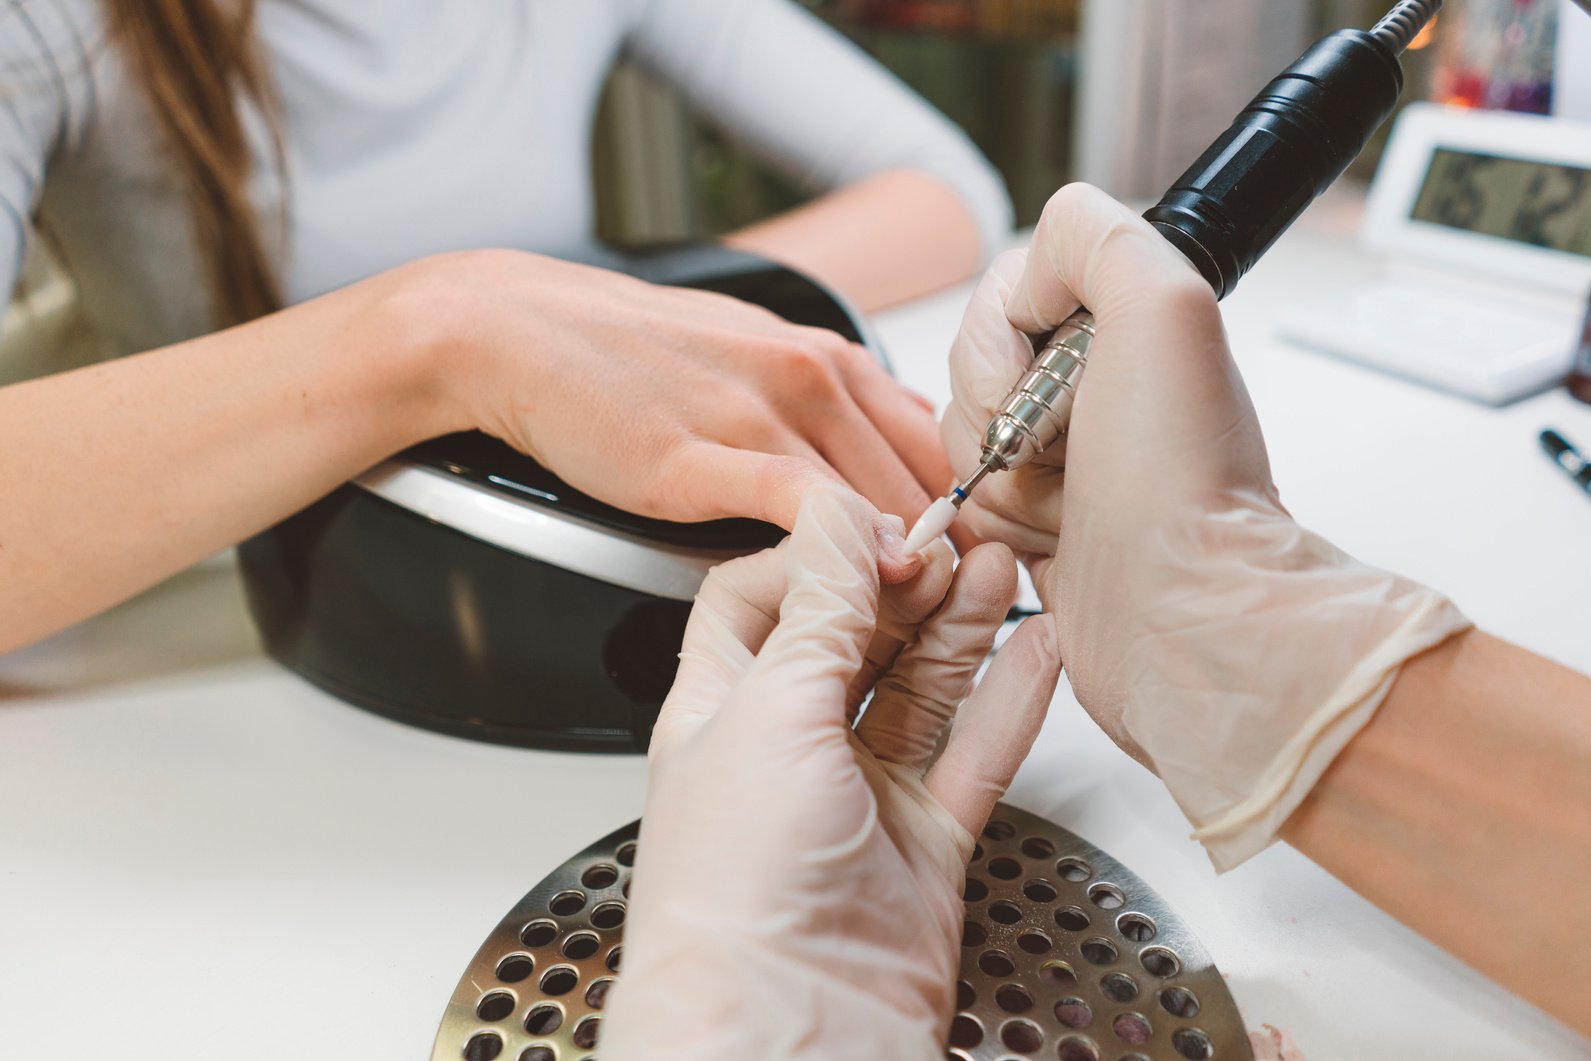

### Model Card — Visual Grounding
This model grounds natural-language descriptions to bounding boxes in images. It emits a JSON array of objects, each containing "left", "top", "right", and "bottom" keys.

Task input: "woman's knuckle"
[{"left": 779, "top": 341, "right": 842, "bottom": 395}]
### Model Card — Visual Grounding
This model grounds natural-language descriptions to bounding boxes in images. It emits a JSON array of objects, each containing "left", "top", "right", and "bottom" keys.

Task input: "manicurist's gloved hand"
[
  {"left": 942, "top": 184, "right": 1472, "bottom": 870},
  {"left": 600, "top": 486, "right": 1060, "bottom": 1060}
]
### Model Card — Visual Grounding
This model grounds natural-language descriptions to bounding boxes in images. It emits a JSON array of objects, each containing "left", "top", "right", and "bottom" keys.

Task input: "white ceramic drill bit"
[{"left": 904, "top": 462, "right": 995, "bottom": 553}]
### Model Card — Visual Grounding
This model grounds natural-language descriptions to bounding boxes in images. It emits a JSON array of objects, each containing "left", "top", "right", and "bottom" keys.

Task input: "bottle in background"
[
  {"left": 1568, "top": 287, "right": 1591, "bottom": 404},
  {"left": 1432, "top": 0, "right": 1559, "bottom": 114}
]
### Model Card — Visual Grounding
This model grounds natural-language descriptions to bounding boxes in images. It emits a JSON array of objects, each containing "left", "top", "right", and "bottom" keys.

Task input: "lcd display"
[{"left": 1411, "top": 148, "right": 1591, "bottom": 258}]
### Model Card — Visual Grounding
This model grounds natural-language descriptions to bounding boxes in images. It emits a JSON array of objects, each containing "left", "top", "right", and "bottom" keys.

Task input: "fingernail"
[{"left": 879, "top": 527, "right": 915, "bottom": 567}]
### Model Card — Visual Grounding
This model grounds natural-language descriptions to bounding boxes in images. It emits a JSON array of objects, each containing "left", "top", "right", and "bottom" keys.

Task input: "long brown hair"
[{"left": 105, "top": 0, "right": 283, "bottom": 326}]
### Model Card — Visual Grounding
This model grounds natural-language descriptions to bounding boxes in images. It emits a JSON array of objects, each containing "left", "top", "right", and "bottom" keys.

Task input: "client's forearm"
[
  {"left": 724, "top": 169, "right": 984, "bottom": 312},
  {"left": 1281, "top": 630, "right": 1591, "bottom": 1033},
  {"left": 0, "top": 265, "right": 457, "bottom": 652}
]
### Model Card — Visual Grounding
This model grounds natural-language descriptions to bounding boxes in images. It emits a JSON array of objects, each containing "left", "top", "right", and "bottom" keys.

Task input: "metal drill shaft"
[
  {"left": 975, "top": 311, "right": 1095, "bottom": 477},
  {"left": 951, "top": 0, "right": 1443, "bottom": 513},
  {"left": 951, "top": 461, "right": 995, "bottom": 507}
]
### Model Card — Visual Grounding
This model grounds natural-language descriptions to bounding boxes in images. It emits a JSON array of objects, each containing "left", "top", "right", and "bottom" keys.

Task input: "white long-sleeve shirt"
[{"left": 0, "top": 0, "right": 1010, "bottom": 356}]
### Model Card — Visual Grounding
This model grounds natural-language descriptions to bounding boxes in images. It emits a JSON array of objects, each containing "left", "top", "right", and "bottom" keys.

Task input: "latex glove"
[
  {"left": 941, "top": 184, "right": 1471, "bottom": 870},
  {"left": 939, "top": 247, "right": 1067, "bottom": 556},
  {"left": 600, "top": 485, "right": 1060, "bottom": 1060}
]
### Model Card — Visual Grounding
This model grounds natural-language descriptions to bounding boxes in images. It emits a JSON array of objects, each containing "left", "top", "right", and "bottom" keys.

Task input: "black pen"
[{"left": 1540, "top": 429, "right": 1591, "bottom": 497}]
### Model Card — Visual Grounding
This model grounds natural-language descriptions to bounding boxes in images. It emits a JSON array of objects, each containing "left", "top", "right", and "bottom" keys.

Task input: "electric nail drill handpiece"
[{"left": 905, "top": 0, "right": 1443, "bottom": 553}]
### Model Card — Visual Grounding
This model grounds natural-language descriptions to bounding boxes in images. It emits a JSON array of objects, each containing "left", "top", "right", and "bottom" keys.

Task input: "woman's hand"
[
  {"left": 599, "top": 485, "right": 1059, "bottom": 1060},
  {"left": 0, "top": 246, "right": 954, "bottom": 651},
  {"left": 416, "top": 251, "right": 956, "bottom": 538},
  {"left": 940, "top": 185, "right": 1469, "bottom": 869}
]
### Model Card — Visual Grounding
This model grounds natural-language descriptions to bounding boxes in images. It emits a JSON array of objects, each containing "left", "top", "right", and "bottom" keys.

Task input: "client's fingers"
[
  {"left": 670, "top": 439, "right": 839, "bottom": 531},
  {"left": 834, "top": 341, "right": 961, "bottom": 520},
  {"left": 857, "top": 544, "right": 1018, "bottom": 771},
  {"left": 924, "top": 615, "right": 1061, "bottom": 837}
]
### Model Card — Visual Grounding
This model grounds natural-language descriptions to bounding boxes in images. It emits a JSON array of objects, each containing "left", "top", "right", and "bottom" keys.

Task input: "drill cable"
[{"left": 1369, "top": 0, "right": 1443, "bottom": 54}]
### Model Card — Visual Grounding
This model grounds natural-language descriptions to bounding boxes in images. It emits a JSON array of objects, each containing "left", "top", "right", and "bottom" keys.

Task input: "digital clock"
[
  {"left": 1365, "top": 103, "right": 1591, "bottom": 294},
  {"left": 1411, "top": 149, "right": 1591, "bottom": 257},
  {"left": 1280, "top": 104, "right": 1591, "bottom": 404}
]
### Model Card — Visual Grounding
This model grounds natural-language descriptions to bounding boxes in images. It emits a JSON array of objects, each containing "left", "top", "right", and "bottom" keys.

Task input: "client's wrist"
[
  {"left": 363, "top": 250, "right": 562, "bottom": 445},
  {"left": 347, "top": 257, "right": 485, "bottom": 445}
]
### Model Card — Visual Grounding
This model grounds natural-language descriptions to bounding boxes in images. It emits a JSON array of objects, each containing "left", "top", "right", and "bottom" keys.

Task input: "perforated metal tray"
[{"left": 431, "top": 804, "right": 1251, "bottom": 1061}]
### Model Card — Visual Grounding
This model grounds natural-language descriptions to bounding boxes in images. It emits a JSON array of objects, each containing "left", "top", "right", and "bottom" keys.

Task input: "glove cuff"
[
  {"left": 1119, "top": 502, "right": 1474, "bottom": 873},
  {"left": 1187, "top": 589, "right": 1471, "bottom": 870}
]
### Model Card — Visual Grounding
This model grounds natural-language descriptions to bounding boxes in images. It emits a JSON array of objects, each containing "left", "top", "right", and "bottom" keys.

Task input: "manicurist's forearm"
[
  {"left": 724, "top": 169, "right": 985, "bottom": 312},
  {"left": 0, "top": 264, "right": 464, "bottom": 652},
  {"left": 1281, "top": 630, "right": 1591, "bottom": 1033}
]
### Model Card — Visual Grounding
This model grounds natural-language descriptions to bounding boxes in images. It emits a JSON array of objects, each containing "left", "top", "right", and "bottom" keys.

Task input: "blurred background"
[
  {"left": 592, "top": 0, "right": 1574, "bottom": 244},
  {"left": 3, "top": 0, "right": 1581, "bottom": 380}
]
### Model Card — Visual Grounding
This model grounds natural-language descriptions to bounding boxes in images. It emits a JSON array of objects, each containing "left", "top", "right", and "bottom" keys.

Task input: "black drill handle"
[{"left": 1142, "top": 30, "right": 1405, "bottom": 300}]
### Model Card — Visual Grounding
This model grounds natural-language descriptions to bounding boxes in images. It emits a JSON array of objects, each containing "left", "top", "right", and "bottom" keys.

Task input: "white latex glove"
[
  {"left": 942, "top": 184, "right": 1472, "bottom": 870},
  {"left": 939, "top": 246, "right": 1067, "bottom": 556},
  {"left": 600, "top": 485, "right": 1060, "bottom": 1060}
]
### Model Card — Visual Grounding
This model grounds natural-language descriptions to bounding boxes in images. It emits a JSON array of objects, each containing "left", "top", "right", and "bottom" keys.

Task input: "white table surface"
[{"left": 3, "top": 192, "right": 1589, "bottom": 1060}]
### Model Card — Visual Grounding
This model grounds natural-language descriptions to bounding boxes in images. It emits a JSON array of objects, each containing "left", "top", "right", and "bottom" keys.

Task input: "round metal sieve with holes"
[
  {"left": 951, "top": 804, "right": 1248, "bottom": 1061},
  {"left": 431, "top": 805, "right": 1250, "bottom": 1061}
]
